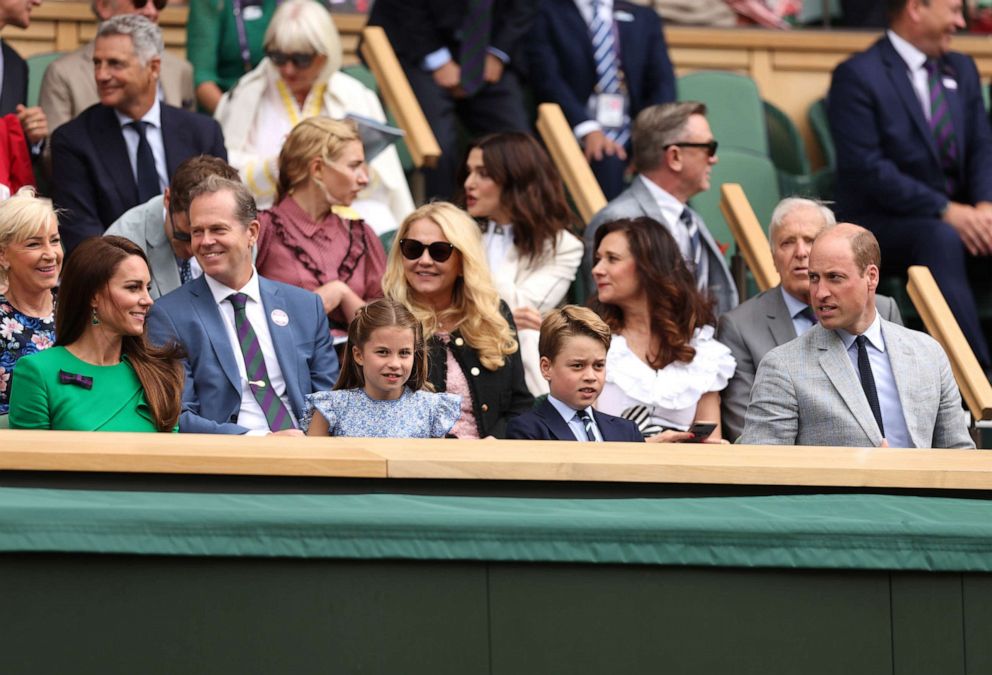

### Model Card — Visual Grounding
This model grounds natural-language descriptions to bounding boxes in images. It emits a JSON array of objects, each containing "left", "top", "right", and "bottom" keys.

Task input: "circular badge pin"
[{"left": 271, "top": 309, "right": 289, "bottom": 326}]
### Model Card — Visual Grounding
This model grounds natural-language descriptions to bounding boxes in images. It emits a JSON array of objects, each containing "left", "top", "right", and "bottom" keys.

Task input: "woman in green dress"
[{"left": 9, "top": 236, "right": 185, "bottom": 432}]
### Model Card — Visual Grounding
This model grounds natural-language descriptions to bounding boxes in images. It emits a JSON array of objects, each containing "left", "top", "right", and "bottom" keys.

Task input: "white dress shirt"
[
  {"left": 887, "top": 29, "right": 932, "bottom": 121},
  {"left": 115, "top": 96, "right": 169, "bottom": 193},
  {"left": 204, "top": 269, "right": 297, "bottom": 434},
  {"left": 639, "top": 175, "right": 710, "bottom": 290},
  {"left": 837, "top": 312, "right": 913, "bottom": 448}
]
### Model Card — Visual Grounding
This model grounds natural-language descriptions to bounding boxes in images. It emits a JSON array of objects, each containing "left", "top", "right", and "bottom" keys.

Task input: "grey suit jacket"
[
  {"left": 717, "top": 286, "right": 903, "bottom": 442},
  {"left": 39, "top": 42, "right": 195, "bottom": 136},
  {"left": 104, "top": 195, "right": 179, "bottom": 299},
  {"left": 738, "top": 320, "right": 973, "bottom": 449},
  {"left": 585, "top": 177, "right": 739, "bottom": 316}
]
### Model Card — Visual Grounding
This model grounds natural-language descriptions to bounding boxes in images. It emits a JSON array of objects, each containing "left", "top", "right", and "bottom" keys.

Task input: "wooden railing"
[
  {"left": 720, "top": 183, "right": 778, "bottom": 292},
  {"left": 535, "top": 103, "right": 606, "bottom": 224},
  {"left": 1, "top": 430, "right": 991, "bottom": 488},
  {"left": 359, "top": 26, "right": 440, "bottom": 169},
  {"left": 907, "top": 265, "right": 992, "bottom": 422}
]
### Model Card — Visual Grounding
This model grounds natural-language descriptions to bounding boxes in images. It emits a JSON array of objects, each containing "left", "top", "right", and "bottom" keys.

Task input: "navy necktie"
[
  {"left": 856, "top": 335, "right": 885, "bottom": 437},
  {"left": 128, "top": 120, "right": 161, "bottom": 202},
  {"left": 576, "top": 409, "right": 598, "bottom": 442}
]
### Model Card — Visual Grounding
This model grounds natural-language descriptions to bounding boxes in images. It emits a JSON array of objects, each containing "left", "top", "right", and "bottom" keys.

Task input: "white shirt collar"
[
  {"left": 485, "top": 220, "right": 513, "bottom": 237},
  {"left": 204, "top": 267, "right": 262, "bottom": 307},
  {"left": 638, "top": 175, "right": 685, "bottom": 228},
  {"left": 837, "top": 310, "right": 885, "bottom": 353},
  {"left": 887, "top": 29, "right": 928, "bottom": 73},
  {"left": 115, "top": 95, "right": 162, "bottom": 129}
]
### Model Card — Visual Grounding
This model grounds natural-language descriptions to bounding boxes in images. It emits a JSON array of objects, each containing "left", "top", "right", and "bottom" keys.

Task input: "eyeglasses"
[
  {"left": 266, "top": 51, "right": 317, "bottom": 69},
  {"left": 171, "top": 227, "right": 191, "bottom": 243},
  {"left": 133, "top": 0, "right": 168, "bottom": 10},
  {"left": 665, "top": 140, "right": 719, "bottom": 157},
  {"left": 398, "top": 238, "right": 456, "bottom": 263}
]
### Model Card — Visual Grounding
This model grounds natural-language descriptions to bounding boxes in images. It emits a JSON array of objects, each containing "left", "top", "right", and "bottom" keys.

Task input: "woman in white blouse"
[
  {"left": 591, "top": 217, "right": 735, "bottom": 442},
  {"left": 214, "top": 0, "right": 413, "bottom": 233},
  {"left": 461, "top": 132, "right": 583, "bottom": 395}
]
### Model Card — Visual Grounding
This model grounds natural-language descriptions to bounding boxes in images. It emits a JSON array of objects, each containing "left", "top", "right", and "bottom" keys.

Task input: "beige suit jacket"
[{"left": 39, "top": 42, "right": 195, "bottom": 135}]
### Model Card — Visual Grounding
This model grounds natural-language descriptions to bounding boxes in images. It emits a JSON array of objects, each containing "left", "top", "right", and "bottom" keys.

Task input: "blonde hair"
[
  {"left": 382, "top": 202, "right": 518, "bottom": 371},
  {"left": 276, "top": 117, "right": 361, "bottom": 203},
  {"left": 263, "top": 0, "right": 342, "bottom": 83},
  {"left": 0, "top": 187, "right": 60, "bottom": 288}
]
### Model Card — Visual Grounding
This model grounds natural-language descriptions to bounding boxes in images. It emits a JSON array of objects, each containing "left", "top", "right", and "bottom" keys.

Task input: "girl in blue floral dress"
[{"left": 304, "top": 298, "right": 461, "bottom": 438}]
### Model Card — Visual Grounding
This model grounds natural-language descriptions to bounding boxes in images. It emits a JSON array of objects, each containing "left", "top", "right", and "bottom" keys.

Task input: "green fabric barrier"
[{"left": 1, "top": 488, "right": 992, "bottom": 572}]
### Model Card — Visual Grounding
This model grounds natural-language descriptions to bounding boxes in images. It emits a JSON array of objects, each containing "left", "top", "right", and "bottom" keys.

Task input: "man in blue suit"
[
  {"left": 147, "top": 176, "right": 339, "bottom": 435},
  {"left": 528, "top": 0, "right": 676, "bottom": 199},
  {"left": 51, "top": 15, "right": 226, "bottom": 254},
  {"left": 828, "top": 0, "right": 992, "bottom": 371}
]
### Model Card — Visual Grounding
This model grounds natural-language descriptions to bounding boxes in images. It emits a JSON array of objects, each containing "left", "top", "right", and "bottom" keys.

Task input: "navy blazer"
[
  {"left": 506, "top": 398, "right": 643, "bottom": 442},
  {"left": 51, "top": 102, "right": 227, "bottom": 254},
  {"left": 829, "top": 36, "right": 992, "bottom": 223},
  {"left": 146, "top": 274, "right": 339, "bottom": 434},
  {"left": 0, "top": 40, "right": 27, "bottom": 116},
  {"left": 527, "top": 0, "right": 675, "bottom": 130}
]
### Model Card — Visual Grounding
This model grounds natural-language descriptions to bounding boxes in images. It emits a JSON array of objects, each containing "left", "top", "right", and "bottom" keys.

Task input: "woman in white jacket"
[
  {"left": 461, "top": 132, "right": 583, "bottom": 396},
  {"left": 214, "top": 0, "right": 413, "bottom": 234}
]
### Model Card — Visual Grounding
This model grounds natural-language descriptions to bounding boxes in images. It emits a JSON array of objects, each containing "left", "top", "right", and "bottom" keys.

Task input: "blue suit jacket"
[
  {"left": 51, "top": 102, "right": 227, "bottom": 254},
  {"left": 0, "top": 41, "right": 27, "bottom": 116},
  {"left": 527, "top": 0, "right": 675, "bottom": 130},
  {"left": 146, "top": 274, "right": 339, "bottom": 434},
  {"left": 506, "top": 398, "right": 643, "bottom": 442},
  {"left": 829, "top": 36, "right": 992, "bottom": 223}
]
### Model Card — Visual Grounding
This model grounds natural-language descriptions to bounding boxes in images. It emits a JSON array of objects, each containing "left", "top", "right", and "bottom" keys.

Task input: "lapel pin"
[
  {"left": 248, "top": 379, "right": 266, "bottom": 388},
  {"left": 271, "top": 309, "right": 289, "bottom": 326}
]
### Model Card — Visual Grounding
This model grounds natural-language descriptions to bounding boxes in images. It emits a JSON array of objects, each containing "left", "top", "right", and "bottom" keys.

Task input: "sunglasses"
[
  {"left": 171, "top": 227, "right": 191, "bottom": 243},
  {"left": 398, "top": 238, "right": 456, "bottom": 263},
  {"left": 134, "top": 0, "right": 168, "bottom": 10},
  {"left": 665, "top": 140, "right": 719, "bottom": 157},
  {"left": 266, "top": 51, "right": 317, "bottom": 69}
]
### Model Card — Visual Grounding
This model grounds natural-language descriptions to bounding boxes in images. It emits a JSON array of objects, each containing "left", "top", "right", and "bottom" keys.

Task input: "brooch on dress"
[{"left": 59, "top": 370, "right": 93, "bottom": 390}]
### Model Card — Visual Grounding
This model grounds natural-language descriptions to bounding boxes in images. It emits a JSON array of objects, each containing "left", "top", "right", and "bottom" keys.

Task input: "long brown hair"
[
  {"left": 590, "top": 218, "right": 715, "bottom": 370},
  {"left": 56, "top": 236, "right": 185, "bottom": 431},
  {"left": 458, "top": 132, "right": 579, "bottom": 264},
  {"left": 334, "top": 298, "right": 431, "bottom": 392}
]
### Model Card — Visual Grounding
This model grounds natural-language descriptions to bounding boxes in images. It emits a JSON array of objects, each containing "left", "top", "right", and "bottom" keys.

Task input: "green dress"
[
  {"left": 7, "top": 347, "right": 172, "bottom": 432},
  {"left": 187, "top": 0, "right": 278, "bottom": 93}
]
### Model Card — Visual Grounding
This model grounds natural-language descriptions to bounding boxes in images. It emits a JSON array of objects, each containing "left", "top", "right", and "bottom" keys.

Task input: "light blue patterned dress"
[{"left": 303, "top": 387, "right": 462, "bottom": 438}]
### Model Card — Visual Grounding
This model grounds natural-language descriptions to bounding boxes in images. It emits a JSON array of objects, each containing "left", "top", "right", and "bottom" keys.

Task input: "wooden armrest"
[
  {"left": 720, "top": 183, "right": 779, "bottom": 291},
  {"left": 535, "top": 103, "right": 606, "bottom": 224}
]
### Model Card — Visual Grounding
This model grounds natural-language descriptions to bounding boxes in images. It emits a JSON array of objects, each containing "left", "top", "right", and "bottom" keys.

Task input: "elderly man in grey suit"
[
  {"left": 739, "top": 223, "right": 973, "bottom": 449},
  {"left": 586, "top": 101, "right": 738, "bottom": 315},
  {"left": 105, "top": 154, "right": 240, "bottom": 298},
  {"left": 718, "top": 198, "right": 903, "bottom": 441}
]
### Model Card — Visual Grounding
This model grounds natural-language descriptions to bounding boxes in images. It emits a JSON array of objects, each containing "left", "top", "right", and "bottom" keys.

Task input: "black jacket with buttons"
[{"left": 427, "top": 303, "right": 533, "bottom": 438}]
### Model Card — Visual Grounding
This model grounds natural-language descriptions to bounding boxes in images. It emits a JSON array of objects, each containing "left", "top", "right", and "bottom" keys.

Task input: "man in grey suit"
[
  {"left": 739, "top": 223, "right": 973, "bottom": 449},
  {"left": 718, "top": 198, "right": 903, "bottom": 441},
  {"left": 586, "top": 101, "right": 738, "bottom": 315},
  {"left": 105, "top": 154, "right": 240, "bottom": 299}
]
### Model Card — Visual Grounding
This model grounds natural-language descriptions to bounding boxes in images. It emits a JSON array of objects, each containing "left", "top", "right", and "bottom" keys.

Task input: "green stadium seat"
[
  {"left": 764, "top": 99, "right": 834, "bottom": 200},
  {"left": 26, "top": 51, "right": 61, "bottom": 108},
  {"left": 379, "top": 228, "right": 396, "bottom": 253},
  {"left": 677, "top": 71, "right": 768, "bottom": 156}
]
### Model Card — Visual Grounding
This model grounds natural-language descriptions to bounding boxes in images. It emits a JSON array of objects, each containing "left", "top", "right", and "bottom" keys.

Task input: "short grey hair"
[
  {"left": 96, "top": 14, "right": 163, "bottom": 65},
  {"left": 187, "top": 175, "right": 257, "bottom": 227},
  {"left": 632, "top": 101, "right": 707, "bottom": 173},
  {"left": 768, "top": 197, "right": 836, "bottom": 245}
]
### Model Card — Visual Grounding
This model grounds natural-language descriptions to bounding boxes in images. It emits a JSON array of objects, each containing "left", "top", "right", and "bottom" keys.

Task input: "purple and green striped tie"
[
  {"left": 459, "top": 0, "right": 493, "bottom": 96},
  {"left": 228, "top": 293, "right": 294, "bottom": 432},
  {"left": 926, "top": 59, "right": 958, "bottom": 194}
]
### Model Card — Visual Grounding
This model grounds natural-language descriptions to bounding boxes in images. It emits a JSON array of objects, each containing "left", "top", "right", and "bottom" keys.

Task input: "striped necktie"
[
  {"left": 459, "top": 0, "right": 493, "bottom": 96},
  {"left": 588, "top": 0, "right": 629, "bottom": 147},
  {"left": 576, "top": 409, "right": 598, "bottom": 442},
  {"left": 228, "top": 293, "right": 295, "bottom": 431},
  {"left": 679, "top": 207, "right": 702, "bottom": 271},
  {"left": 925, "top": 59, "right": 958, "bottom": 194}
]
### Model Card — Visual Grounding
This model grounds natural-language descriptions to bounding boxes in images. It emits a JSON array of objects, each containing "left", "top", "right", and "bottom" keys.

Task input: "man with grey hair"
[
  {"left": 51, "top": 14, "right": 226, "bottom": 254},
  {"left": 148, "top": 176, "right": 339, "bottom": 435},
  {"left": 717, "top": 197, "right": 904, "bottom": 441},
  {"left": 39, "top": 0, "right": 194, "bottom": 137},
  {"left": 586, "top": 101, "right": 738, "bottom": 315}
]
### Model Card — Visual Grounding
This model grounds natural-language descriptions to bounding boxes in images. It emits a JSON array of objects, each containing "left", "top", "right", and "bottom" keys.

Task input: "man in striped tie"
[
  {"left": 148, "top": 175, "right": 339, "bottom": 435},
  {"left": 828, "top": 0, "right": 992, "bottom": 379}
]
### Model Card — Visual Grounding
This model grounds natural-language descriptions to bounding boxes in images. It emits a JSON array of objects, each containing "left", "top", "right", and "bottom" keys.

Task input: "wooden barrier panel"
[
  {"left": 359, "top": 26, "right": 440, "bottom": 169},
  {"left": 720, "top": 183, "right": 778, "bottom": 291},
  {"left": 907, "top": 265, "right": 992, "bottom": 422},
  {"left": 535, "top": 103, "right": 606, "bottom": 224},
  {"left": 3, "top": 431, "right": 992, "bottom": 490}
]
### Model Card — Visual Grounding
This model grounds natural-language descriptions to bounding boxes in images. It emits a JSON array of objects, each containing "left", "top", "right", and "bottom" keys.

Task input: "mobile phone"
[{"left": 685, "top": 422, "right": 717, "bottom": 443}]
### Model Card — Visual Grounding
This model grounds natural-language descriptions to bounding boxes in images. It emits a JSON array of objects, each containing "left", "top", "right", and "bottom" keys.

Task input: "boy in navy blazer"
[{"left": 506, "top": 306, "right": 642, "bottom": 442}]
